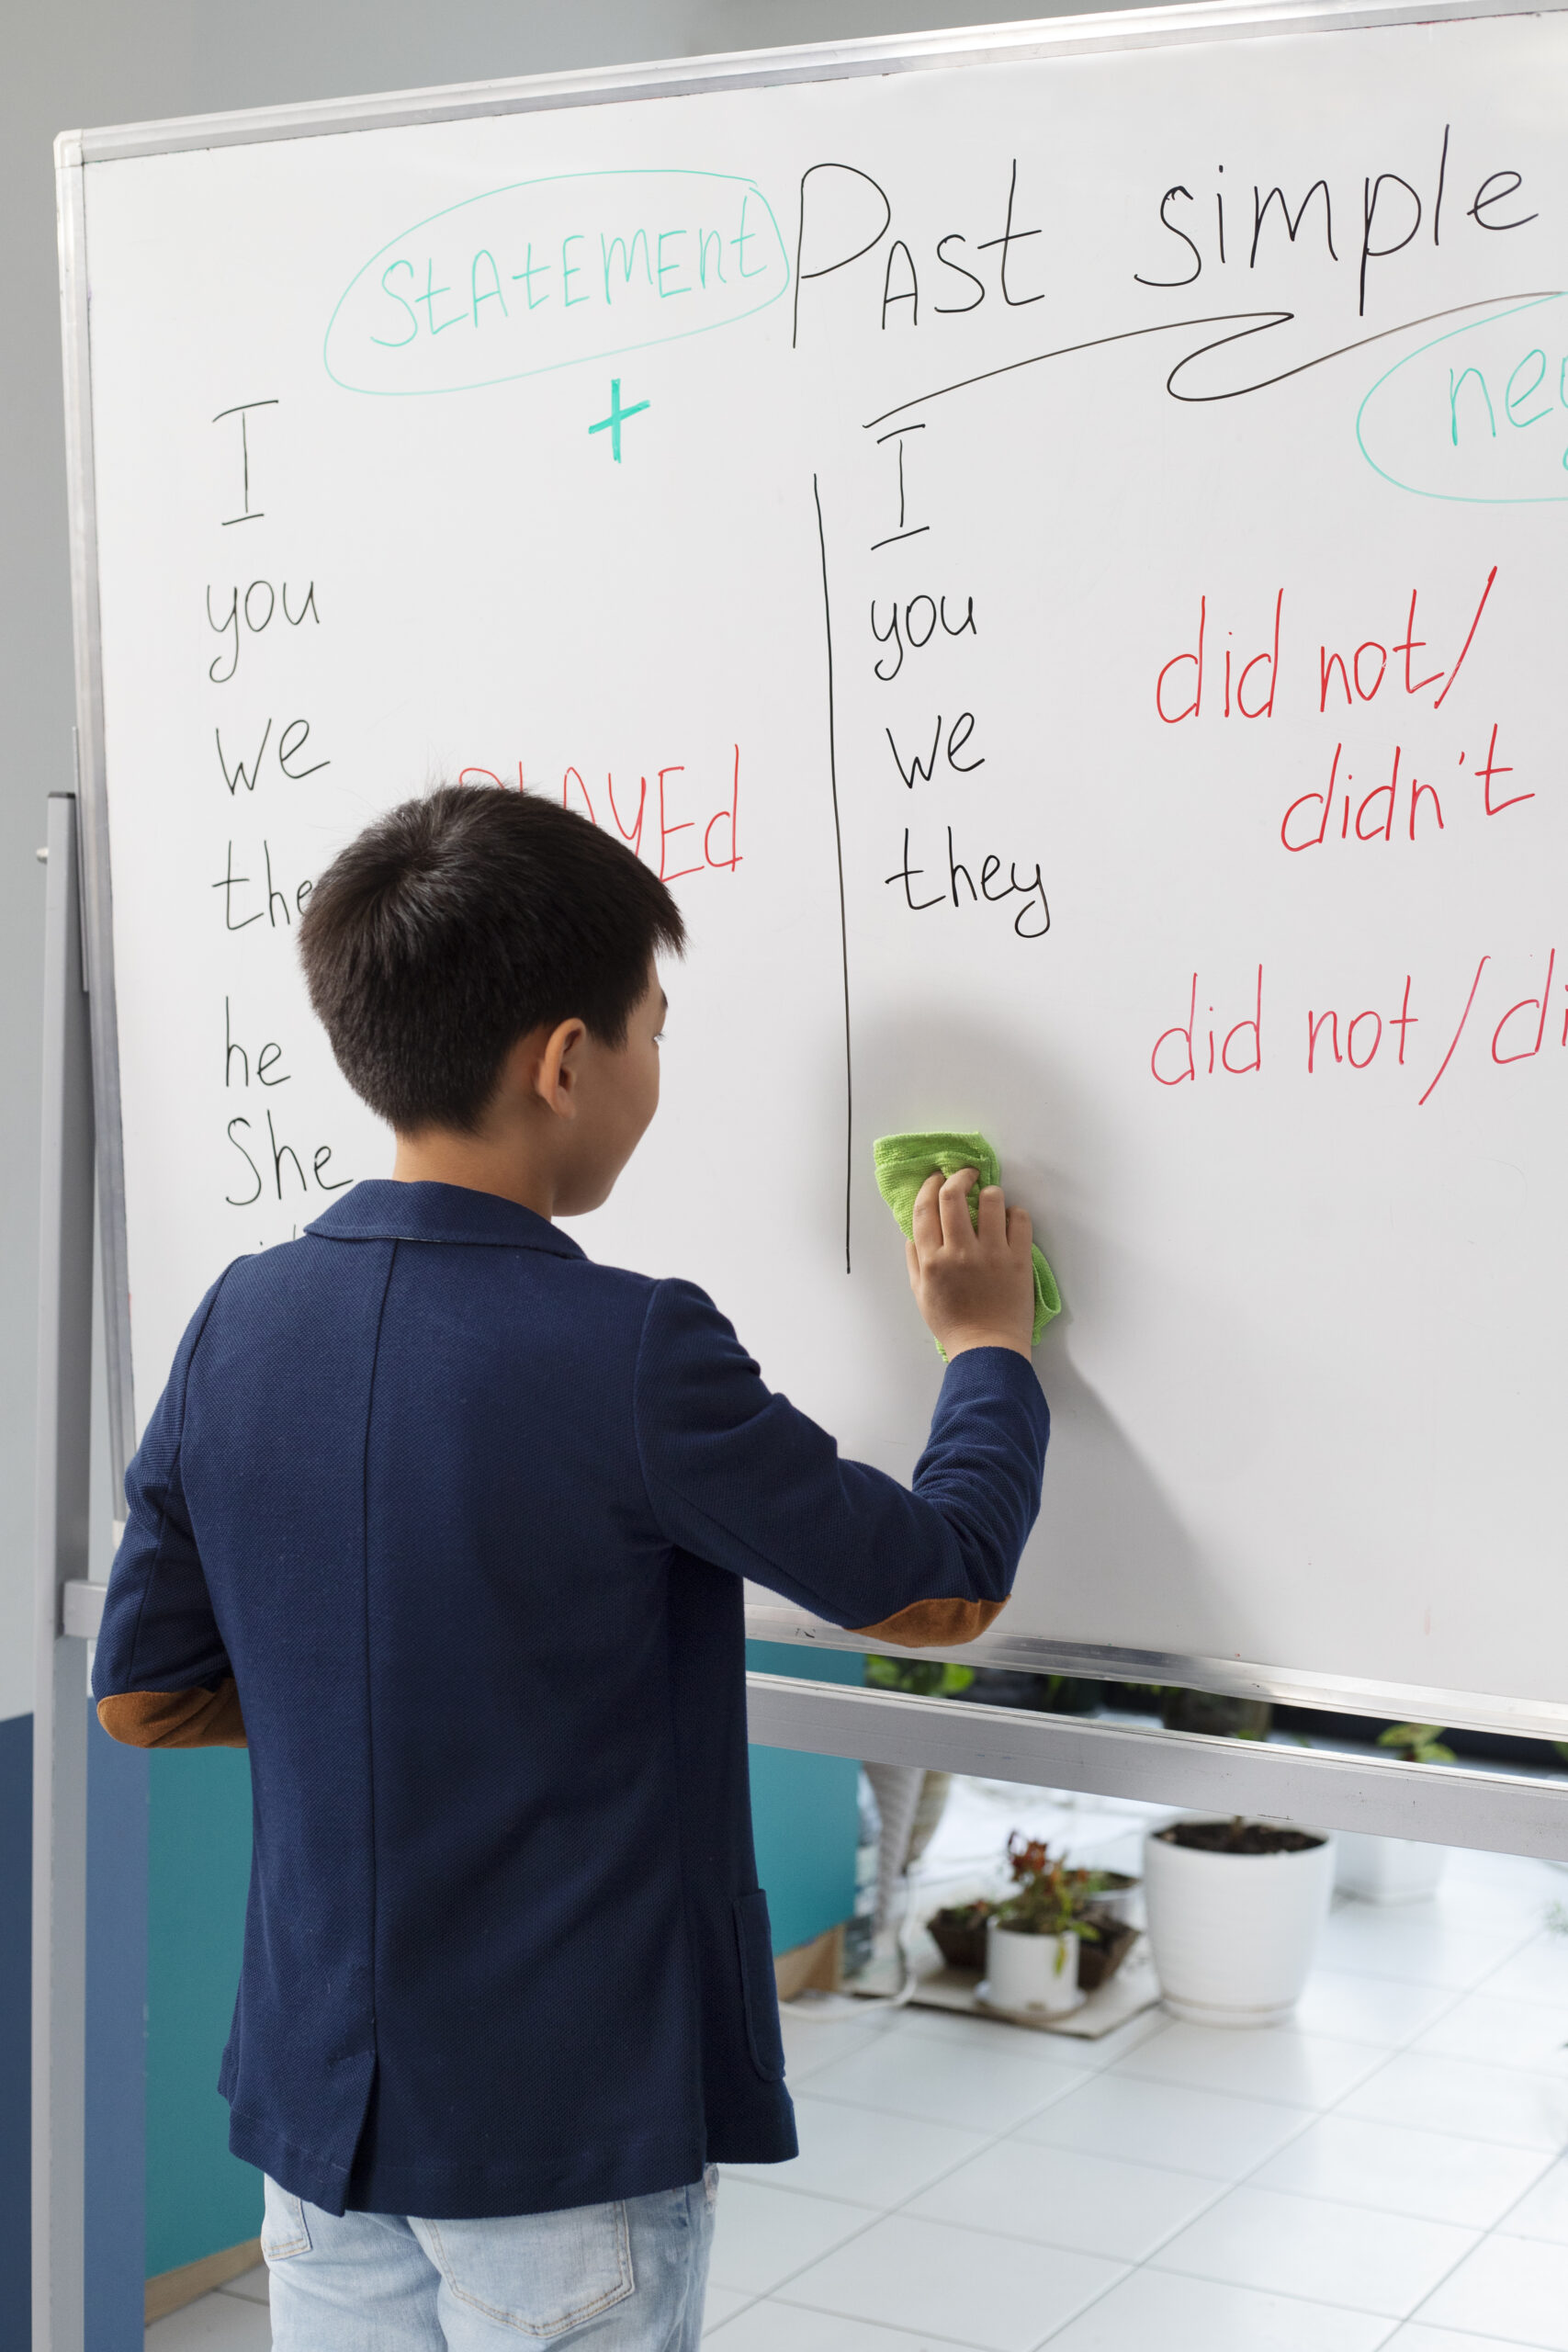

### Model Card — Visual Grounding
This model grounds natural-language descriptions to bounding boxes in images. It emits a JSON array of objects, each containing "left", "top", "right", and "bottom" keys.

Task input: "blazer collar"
[{"left": 307, "top": 1180, "right": 586, "bottom": 1258}]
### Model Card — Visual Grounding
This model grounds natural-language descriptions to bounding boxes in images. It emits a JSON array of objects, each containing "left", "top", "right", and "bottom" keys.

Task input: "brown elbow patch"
[
  {"left": 851, "top": 1597, "right": 1008, "bottom": 1650},
  {"left": 97, "top": 1679, "right": 247, "bottom": 1750}
]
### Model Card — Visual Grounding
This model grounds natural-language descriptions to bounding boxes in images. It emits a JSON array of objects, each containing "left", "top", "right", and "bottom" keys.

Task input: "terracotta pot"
[
  {"left": 984, "top": 1921, "right": 1081, "bottom": 2016},
  {"left": 1143, "top": 1825, "right": 1334, "bottom": 2026}
]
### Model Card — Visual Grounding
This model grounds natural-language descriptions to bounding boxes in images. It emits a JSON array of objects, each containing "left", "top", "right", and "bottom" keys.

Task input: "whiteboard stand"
[
  {"left": 31, "top": 792, "right": 96, "bottom": 2352},
  {"left": 39, "top": 22, "right": 1568, "bottom": 2326}
]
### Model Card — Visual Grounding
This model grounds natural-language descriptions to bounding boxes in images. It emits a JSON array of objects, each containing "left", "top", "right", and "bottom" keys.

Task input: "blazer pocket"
[{"left": 732, "top": 1889, "right": 786, "bottom": 2083}]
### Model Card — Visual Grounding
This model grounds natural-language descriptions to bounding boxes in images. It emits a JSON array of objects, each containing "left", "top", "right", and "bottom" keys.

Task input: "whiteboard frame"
[
  {"left": 52, "top": 0, "right": 1568, "bottom": 165},
  {"left": 749, "top": 1673, "right": 1568, "bottom": 1859},
  {"left": 57, "top": 151, "right": 133, "bottom": 1492},
  {"left": 55, "top": 0, "right": 1568, "bottom": 1760}
]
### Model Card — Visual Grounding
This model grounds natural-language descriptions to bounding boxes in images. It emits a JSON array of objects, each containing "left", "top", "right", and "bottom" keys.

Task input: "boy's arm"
[
  {"left": 93, "top": 1279, "right": 247, "bottom": 1749},
  {"left": 633, "top": 1280, "right": 1048, "bottom": 1644}
]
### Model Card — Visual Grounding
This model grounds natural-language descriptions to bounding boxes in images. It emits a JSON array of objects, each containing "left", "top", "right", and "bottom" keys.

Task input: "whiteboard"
[{"left": 60, "top": 0, "right": 1568, "bottom": 1738}]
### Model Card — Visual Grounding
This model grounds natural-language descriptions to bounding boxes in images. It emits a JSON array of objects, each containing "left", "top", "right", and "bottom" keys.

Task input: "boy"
[{"left": 93, "top": 784, "right": 1048, "bottom": 2350}]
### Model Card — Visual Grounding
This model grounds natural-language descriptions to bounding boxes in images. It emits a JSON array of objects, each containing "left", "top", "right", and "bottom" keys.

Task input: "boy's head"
[{"left": 299, "top": 786, "right": 684, "bottom": 1201}]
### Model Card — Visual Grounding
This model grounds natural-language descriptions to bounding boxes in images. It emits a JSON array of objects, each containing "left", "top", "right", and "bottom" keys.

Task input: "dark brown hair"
[{"left": 298, "top": 785, "right": 684, "bottom": 1133}]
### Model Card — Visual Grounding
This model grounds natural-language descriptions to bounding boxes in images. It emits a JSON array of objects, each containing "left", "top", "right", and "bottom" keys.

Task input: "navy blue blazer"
[{"left": 93, "top": 1181, "right": 1049, "bottom": 2219}]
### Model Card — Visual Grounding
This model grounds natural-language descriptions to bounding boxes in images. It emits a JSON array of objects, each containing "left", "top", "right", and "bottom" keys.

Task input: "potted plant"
[
  {"left": 1335, "top": 1725, "right": 1453, "bottom": 1903},
  {"left": 930, "top": 1889, "right": 1140, "bottom": 1992},
  {"left": 1144, "top": 1815, "right": 1335, "bottom": 2026},
  {"left": 982, "top": 1836, "right": 1105, "bottom": 2018}
]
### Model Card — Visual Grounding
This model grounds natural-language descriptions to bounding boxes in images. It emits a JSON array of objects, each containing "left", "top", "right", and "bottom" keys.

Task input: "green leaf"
[{"left": 1378, "top": 1722, "right": 1450, "bottom": 1763}]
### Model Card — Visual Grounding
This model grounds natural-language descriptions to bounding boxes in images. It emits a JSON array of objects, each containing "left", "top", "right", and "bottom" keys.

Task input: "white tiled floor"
[{"left": 150, "top": 1793, "right": 1568, "bottom": 2352}]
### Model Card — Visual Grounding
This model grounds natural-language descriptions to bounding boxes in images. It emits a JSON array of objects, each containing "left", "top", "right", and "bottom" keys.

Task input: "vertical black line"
[
  {"left": 812, "top": 472, "right": 852, "bottom": 1274},
  {"left": 1433, "top": 122, "right": 1450, "bottom": 247}
]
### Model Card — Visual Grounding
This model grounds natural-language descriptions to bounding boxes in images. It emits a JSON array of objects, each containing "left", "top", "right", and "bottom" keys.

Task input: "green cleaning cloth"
[{"left": 874, "top": 1131, "right": 1062, "bottom": 1351}]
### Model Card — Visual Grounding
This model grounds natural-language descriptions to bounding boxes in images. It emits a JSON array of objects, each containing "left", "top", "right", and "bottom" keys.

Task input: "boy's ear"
[{"left": 533, "top": 1017, "right": 587, "bottom": 1115}]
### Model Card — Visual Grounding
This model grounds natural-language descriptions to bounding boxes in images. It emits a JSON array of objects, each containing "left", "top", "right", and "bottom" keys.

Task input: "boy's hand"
[{"left": 906, "top": 1168, "right": 1036, "bottom": 1361}]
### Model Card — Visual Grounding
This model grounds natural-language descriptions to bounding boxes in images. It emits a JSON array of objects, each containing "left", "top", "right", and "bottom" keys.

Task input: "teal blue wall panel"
[
  {"left": 0, "top": 1713, "right": 30, "bottom": 2348},
  {"left": 5, "top": 1709, "right": 153, "bottom": 2349},
  {"left": 145, "top": 1749, "right": 261, "bottom": 2277},
  {"left": 746, "top": 1642, "right": 863, "bottom": 1957},
  {"left": 85, "top": 1713, "right": 148, "bottom": 2349}
]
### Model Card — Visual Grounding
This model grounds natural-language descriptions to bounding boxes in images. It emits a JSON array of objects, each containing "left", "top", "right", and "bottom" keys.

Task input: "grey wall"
[{"left": 2, "top": 0, "right": 1147, "bottom": 1713}]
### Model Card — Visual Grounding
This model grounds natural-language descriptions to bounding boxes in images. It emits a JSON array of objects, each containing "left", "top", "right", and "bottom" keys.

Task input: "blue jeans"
[{"left": 262, "top": 2169, "right": 717, "bottom": 2349}]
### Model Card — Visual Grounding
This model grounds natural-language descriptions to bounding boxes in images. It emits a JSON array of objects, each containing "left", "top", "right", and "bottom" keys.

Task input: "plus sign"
[{"left": 588, "top": 378, "right": 650, "bottom": 463}]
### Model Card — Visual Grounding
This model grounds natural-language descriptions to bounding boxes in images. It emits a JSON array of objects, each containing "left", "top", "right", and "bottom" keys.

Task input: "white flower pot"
[
  {"left": 1335, "top": 1832, "right": 1448, "bottom": 1904},
  {"left": 983, "top": 1921, "right": 1081, "bottom": 2016},
  {"left": 1143, "top": 1826, "right": 1334, "bottom": 2027}
]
